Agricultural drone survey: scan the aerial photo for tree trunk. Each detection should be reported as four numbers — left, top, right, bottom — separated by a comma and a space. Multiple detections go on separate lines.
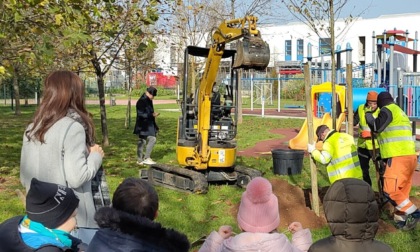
125, 60, 132, 129
329, 0, 336, 129
12, 67, 21, 115
304, 62, 320, 216
97, 73, 110, 146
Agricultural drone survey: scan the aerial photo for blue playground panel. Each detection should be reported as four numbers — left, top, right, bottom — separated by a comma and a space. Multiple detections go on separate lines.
316, 87, 386, 116
317, 93, 333, 117
353, 88, 386, 110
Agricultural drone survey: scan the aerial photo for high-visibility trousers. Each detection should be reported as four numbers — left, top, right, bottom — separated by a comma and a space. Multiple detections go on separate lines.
384, 155, 418, 214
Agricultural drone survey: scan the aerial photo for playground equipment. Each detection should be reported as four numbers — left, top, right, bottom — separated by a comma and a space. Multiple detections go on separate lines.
289, 82, 346, 150
374, 28, 420, 120
352, 87, 386, 109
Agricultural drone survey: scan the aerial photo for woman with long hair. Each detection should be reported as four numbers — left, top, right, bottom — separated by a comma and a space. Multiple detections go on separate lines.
20, 70, 104, 229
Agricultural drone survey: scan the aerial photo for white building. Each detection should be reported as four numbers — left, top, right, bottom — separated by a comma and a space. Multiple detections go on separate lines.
261, 12, 420, 66
155, 12, 420, 85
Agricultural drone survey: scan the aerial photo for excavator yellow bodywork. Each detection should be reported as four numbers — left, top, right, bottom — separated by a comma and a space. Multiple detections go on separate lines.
141, 16, 269, 193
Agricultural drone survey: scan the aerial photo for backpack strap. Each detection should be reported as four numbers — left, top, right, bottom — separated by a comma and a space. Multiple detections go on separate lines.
61, 120, 76, 185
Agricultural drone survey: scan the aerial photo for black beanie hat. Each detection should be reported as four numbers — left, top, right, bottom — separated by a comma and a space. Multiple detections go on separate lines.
147, 86, 157, 96
377, 91, 394, 108
26, 178, 79, 229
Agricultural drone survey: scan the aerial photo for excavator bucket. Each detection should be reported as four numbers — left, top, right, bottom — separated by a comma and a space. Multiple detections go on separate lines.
233, 34, 270, 71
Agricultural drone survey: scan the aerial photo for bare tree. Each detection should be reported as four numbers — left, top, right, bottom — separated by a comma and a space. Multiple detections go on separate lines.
282, 0, 370, 127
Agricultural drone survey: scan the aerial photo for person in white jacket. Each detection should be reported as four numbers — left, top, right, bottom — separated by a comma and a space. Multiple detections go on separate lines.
199, 177, 312, 252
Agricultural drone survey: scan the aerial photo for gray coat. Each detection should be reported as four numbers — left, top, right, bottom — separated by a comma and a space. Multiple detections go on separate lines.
20, 117, 102, 228
309, 178, 393, 252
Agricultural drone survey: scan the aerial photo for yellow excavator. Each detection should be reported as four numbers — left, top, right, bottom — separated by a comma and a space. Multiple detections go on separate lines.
140, 16, 270, 193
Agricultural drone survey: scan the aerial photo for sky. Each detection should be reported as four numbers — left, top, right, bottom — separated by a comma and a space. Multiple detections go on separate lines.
244, 0, 420, 25
346, 0, 420, 19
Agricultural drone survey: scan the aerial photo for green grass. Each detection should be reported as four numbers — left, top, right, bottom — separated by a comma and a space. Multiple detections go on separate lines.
0, 101, 419, 252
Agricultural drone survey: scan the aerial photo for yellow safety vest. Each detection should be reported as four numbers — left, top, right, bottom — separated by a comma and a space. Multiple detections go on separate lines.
313, 131, 363, 184
377, 104, 416, 158
357, 104, 379, 150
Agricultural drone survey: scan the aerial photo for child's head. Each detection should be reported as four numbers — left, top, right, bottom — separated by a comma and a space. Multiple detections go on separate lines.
112, 178, 159, 220
26, 178, 79, 230
323, 178, 379, 238
237, 177, 280, 233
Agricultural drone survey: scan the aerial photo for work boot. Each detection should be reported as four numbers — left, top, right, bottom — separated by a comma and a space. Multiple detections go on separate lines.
402, 210, 420, 231
394, 212, 407, 229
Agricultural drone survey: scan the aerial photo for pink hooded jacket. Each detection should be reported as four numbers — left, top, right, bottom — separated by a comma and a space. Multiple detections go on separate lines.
198, 228, 312, 252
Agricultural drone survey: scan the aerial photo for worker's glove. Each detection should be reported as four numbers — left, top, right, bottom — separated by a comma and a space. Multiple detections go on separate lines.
361, 130, 371, 139
365, 112, 375, 125
307, 143, 316, 154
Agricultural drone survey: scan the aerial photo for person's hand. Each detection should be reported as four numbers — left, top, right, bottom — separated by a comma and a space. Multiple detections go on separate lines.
153, 112, 160, 117
288, 222, 303, 234
361, 130, 371, 139
90, 144, 104, 158
307, 143, 316, 154
218, 225, 233, 239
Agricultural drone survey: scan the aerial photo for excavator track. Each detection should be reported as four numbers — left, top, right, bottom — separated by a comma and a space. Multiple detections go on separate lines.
140, 164, 263, 193
140, 164, 209, 194
234, 165, 263, 188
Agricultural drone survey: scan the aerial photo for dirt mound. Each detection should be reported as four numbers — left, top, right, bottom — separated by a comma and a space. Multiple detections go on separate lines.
271, 178, 326, 229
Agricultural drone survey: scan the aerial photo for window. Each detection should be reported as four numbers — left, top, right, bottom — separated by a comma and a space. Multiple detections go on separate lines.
297, 39, 304, 61
319, 38, 331, 55
285, 40, 292, 61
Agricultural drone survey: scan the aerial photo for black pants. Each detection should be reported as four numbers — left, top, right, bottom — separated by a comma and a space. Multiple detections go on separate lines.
357, 147, 380, 186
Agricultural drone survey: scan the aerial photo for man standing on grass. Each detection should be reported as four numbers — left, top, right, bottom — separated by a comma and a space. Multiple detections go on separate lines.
134, 86, 159, 165
354, 91, 380, 186
307, 124, 363, 184
365, 91, 419, 230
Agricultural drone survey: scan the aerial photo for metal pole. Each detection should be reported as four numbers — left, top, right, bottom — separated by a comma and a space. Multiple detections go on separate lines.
277, 67, 281, 112
336, 45, 342, 83
397, 68, 403, 107
346, 43, 354, 136
383, 30, 387, 85
414, 31, 418, 72
389, 36, 395, 95
321, 56, 325, 83
372, 31, 376, 67
406, 30, 409, 72
251, 71, 254, 111
377, 39, 382, 87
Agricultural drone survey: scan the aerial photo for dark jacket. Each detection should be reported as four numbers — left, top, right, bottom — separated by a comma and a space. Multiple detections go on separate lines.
87, 207, 190, 252
308, 179, 393, 252
0, 216, 84, 252
133, 93, 158, 137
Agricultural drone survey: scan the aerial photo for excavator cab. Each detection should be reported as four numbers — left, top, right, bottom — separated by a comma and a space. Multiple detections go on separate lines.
177, 46, 238, 169
233, 33, 270, 71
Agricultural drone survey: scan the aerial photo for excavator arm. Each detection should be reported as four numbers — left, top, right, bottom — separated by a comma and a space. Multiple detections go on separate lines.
195, 16, 269, 169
